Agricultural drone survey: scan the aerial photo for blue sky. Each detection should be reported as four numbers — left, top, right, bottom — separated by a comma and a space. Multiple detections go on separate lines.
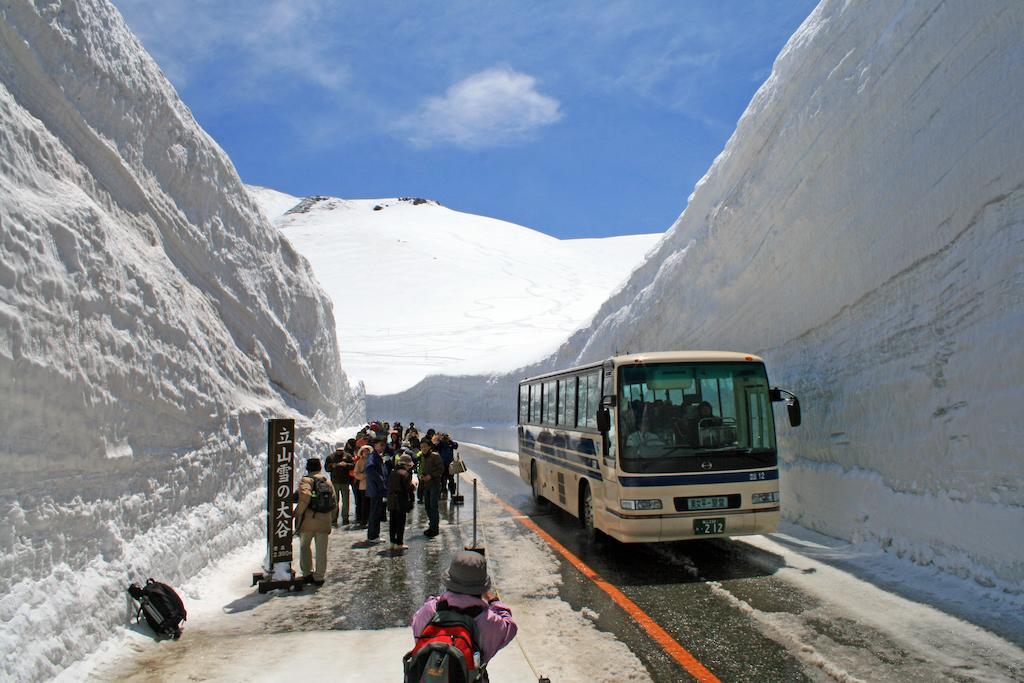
114, 1, 817, 239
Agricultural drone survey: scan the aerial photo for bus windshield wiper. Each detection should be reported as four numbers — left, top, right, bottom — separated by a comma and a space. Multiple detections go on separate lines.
693, 447, 753, 456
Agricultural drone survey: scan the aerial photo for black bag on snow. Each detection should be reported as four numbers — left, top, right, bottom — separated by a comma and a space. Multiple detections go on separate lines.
308, 475, 336, 514
127, 578, 187, 639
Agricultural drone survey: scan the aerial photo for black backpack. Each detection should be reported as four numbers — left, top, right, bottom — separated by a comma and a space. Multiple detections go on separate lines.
308, 475, 335, 514
127, 578, 187, 639
404, 602, 484, 683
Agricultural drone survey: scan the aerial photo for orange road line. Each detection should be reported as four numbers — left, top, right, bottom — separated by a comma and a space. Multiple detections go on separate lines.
493, 496, 721, 683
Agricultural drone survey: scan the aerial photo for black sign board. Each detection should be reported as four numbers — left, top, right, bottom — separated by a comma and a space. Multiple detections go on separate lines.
267, 419, 295, 564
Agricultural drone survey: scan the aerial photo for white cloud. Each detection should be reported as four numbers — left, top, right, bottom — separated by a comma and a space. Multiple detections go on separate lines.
114, 0, 348, 95
399, 67, 563, 150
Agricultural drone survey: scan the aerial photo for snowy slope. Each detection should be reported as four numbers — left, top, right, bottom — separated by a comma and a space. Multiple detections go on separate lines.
0, 1, 360, 679
248, 189, 661, 394
371, 0, 1024, 593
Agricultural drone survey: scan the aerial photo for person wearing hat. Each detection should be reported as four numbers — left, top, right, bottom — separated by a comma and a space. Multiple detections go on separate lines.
387, 453, 416, 550
295, 457, 336, 586
410, 551, 518, 667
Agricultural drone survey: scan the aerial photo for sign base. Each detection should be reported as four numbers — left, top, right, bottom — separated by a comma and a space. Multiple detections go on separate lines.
252, 571, 306, 594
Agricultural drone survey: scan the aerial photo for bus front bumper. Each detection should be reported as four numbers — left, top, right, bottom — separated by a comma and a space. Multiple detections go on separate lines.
601, 507, 780, 543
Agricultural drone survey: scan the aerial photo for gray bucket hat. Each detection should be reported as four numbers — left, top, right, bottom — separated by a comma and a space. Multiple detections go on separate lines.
399, 454, 414, 467
443, 551, 492, 595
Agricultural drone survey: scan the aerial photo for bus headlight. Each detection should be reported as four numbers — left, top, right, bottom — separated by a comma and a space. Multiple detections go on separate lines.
620, 499, 663, 511
751, 492, 779, 504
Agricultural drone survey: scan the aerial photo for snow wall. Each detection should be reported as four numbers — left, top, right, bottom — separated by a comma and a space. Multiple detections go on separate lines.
0, 1, 362, 679
370, 0, 1024, 592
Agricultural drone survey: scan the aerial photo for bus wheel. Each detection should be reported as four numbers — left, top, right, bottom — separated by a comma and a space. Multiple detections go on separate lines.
580, 482, 597, 538
531, 461, 545, 504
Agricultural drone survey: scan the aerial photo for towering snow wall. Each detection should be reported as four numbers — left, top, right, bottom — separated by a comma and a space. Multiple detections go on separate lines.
0, 0, 361, 678
371, 0, 1024, 590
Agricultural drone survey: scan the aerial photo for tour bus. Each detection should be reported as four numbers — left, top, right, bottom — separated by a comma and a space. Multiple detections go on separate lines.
517, 351, 801, 542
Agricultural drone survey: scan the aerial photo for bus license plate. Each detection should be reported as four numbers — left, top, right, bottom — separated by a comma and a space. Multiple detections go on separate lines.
693, 518, 725, 535
687, 496, 729, 511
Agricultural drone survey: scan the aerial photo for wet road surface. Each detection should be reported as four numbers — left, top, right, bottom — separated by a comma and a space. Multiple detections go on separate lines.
458, 445, 817, 682
102, 442, 1024, 682
456, 444, 1024, 683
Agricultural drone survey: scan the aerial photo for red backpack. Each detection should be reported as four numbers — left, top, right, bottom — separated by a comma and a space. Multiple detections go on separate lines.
404, 601, 484, 682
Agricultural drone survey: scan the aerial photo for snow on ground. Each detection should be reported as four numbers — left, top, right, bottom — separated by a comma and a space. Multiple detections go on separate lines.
65, 468, 650, 682
709, 527, 1024, 682
0, 2, 360, 680
247, 189, 662, 395
368, 0, 1024, 596
246, 185, 304, 222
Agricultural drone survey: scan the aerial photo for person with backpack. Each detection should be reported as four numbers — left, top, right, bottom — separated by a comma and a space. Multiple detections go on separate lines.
295, 457, 336, 586
406, 551, 517, 682
387, 453, 416, 551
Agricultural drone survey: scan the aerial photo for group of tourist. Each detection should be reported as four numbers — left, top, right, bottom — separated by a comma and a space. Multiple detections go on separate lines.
291, 421, 518, 680
293, 420, 464, 584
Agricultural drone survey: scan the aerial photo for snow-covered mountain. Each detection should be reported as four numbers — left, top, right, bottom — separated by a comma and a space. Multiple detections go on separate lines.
370, 0, 1024, 594
248, 188, 662, 395
0, 1, 360, 679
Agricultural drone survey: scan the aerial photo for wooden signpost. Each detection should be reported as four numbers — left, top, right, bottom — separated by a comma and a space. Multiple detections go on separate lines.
252, 418, 306, 593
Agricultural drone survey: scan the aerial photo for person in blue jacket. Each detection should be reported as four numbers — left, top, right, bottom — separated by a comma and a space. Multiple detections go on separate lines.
434, 433, 459, 500
365, 437, 388, 543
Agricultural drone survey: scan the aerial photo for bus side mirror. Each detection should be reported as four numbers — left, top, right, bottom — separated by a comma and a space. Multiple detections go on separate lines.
771, 388, 801, 427
596, 407, 611, 433
787, 397, 801, 427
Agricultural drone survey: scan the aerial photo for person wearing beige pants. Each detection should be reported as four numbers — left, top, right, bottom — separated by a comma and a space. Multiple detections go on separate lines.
295, 458, 335, 585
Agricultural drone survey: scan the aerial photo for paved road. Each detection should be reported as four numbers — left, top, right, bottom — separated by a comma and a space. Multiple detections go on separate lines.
458, 444, 816, 682
456, 443, 1024, 683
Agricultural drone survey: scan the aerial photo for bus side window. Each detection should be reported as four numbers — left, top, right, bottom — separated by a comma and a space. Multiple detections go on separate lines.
565, 376, 577, 428
544, 380, 557, 425
530, 384, 542, 423
586, 372, 600, 428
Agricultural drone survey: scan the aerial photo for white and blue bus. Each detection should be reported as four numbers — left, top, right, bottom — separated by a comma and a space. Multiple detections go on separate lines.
517, 351, 800, 542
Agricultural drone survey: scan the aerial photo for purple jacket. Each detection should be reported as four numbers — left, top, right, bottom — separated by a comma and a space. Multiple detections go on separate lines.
411, 591, 517, 664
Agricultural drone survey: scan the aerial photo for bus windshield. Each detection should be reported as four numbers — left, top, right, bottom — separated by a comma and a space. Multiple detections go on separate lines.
617, 362, 777, 474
